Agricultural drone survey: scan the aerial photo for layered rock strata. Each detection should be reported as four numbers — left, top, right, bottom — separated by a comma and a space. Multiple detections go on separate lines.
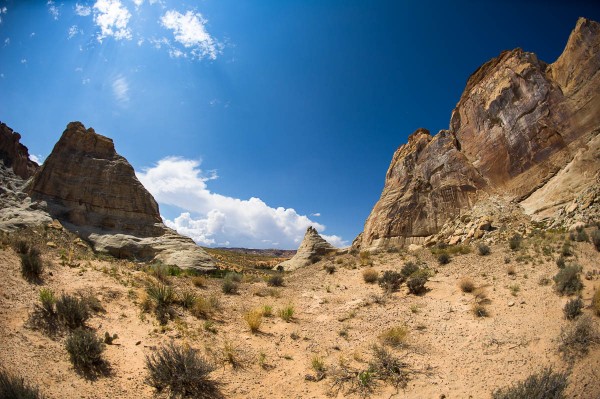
276, 226, 336, 271
357, 18, 600, 251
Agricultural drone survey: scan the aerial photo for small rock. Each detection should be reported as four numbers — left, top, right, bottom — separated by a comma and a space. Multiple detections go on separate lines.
46, 241, 57, 248
508, 301, 515, 307
135, 341, 141, 345
408, 244, 422, 252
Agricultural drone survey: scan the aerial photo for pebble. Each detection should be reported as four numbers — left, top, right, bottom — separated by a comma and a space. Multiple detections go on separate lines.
508, 301, 515, 307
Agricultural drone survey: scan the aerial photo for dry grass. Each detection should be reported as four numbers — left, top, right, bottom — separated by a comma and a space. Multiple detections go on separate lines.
362, 268, 379, 283
191, 276, 208, 288
593, 289, 600, 317
243, 309, 263, 333
379, 326, 408, 348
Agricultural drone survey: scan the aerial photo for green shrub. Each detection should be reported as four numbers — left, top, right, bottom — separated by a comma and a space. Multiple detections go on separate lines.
377, 270, 404, 292
477, 243, 491, 256
0, 368, 45, 399
20, 247, 43, 282
569, 227, 588, 242
362, 268, 378, 283
267, 273, 284, 287
508, 234, 522, 251
65, 328, 107, 376
146, 283, 175, 308
556, 256, 566, 269
563, 297, 583, 320
379, 326, 408, 348
561, 241, 573, 257
553, 265, 583, 295
221, 275, 239, 294
407, 270, 429, 295
491, 368, 568, 399
558, 315, 599, 360
370, 344, 410, 389
145, 343, 219, 398
592, 229, 600, 251
227, 272, 243, 283
55, 294, 89, 329
39, 288, 55, 315
400, 262, 419, 278
179, 290, 197, 310
278, 305, 294, 322
437, 252, 450, 265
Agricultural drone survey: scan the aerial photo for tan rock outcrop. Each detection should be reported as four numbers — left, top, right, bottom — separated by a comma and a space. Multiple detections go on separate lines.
26, 122, 215, 271
275, 226, 335, 271
356, 18, 600, 250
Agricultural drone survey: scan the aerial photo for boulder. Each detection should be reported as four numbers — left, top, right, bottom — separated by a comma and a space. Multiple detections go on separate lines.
276, 226, 336, 272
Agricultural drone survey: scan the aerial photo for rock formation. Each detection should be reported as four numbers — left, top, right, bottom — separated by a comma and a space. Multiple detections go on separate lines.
276, 226, 336, 271
356, 18, 600, 251
0, 122, 38, 179
25, 122, 215, 271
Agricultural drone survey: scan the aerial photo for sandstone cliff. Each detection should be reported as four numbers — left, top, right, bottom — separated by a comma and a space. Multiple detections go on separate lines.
25, 122, 215, 271
276, 226, 336, 271
0, 122, 38, 179
357, 18, 600, 251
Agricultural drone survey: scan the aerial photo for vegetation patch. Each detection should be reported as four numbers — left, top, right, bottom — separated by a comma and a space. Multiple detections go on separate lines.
558, 315, 599, 360
407, 269, 430, 295
362, 268, 379, 284
563, 297, 583, 320
65, 328, 108, 378
378, 270, 404, 293
379, 326, 408, 348
146, 342, 220, 398
459, 277, 475, 293
0, 367, 45, 399
491, 368, 568, 399
553, 265, 583, 295
56, 294, 90, 330
20, 246, 43, 282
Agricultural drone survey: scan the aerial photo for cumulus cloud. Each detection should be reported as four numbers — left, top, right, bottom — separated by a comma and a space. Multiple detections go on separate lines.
47, 1, 59, 20
75, 3, 91, 16
112, 75, 129, 105
93, 0, 132, 42
68, 25, 81, 39
29, 154, 44, 164
160, 10, 219, 60
0, 6, 6, 24
137, 157, 346, 249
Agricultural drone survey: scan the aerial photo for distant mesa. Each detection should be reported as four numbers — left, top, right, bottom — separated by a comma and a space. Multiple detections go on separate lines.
355, 17, 600, 251
275, 226, 336, 271
0, 122, 38, 180
21, 121, 215, 271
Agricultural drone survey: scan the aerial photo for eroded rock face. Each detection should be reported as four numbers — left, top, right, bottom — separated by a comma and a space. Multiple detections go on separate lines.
276, 226, 336, 271
27, 122, 162, 235
357, 18, 600, 250
0, 122, 38, 179
26, 122, 215, 271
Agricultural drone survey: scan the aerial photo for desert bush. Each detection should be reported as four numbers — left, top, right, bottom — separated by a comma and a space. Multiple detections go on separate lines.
104, 332, 118, 345
39, 288, 55, 315
20, 247, 43, 282
509, 234, 522, 251
0, 368, 45, 399
437, 251, 450, 265
506, 264, 516, 275
491, 368, 568, 399
569, 227, 588, 242
362, 268, 379, 284
191, 297, 215, 319
378, 270, 404, 293
558, 315, 599, 360
553, 265, 583, 295
592, 229, 600, 251
179, 290, 197, 310
192, 276, 208, 288
222, 274, 240, 294
563, 297, 583, 320
561, 241, 573, 257
370, 344, 410, 389
146, 283, 175, 307
359, 251, 372, 266
55, 294, 90, 329
261, 305, 273, 317
14, 239, 30, 254
65, 328, 107, 376
311, 355, 326, 374
407, 270, 429, 295
145, 342, 219, 399
278, 305, 294, 322
379, 326, 408, 348
147, 262, 182, 282
400, 262, 419, 278
556, 256, 566, 269
477, 243, 491, 256
472, 303, 488, 318
459, 277, 475, 293
267, 273, 284, 287
324, 264, 336, 274
244, 309, 263, 333
593, 289, 600, 317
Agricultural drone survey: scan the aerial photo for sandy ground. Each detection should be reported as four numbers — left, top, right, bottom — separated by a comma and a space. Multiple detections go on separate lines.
1, 227, 599, 399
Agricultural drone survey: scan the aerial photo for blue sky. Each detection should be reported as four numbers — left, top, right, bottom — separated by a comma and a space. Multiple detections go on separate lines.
1, 1, 599, 249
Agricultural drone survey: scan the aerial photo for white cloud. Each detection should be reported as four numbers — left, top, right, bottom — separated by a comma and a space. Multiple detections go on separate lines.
311, 213, 321, 217
3, 38, 9, 46
20, 59, 27, 64
82, 78, 91, 84
30, 32, 36, 37
68, 25, 81, 39
29, 154, 44, 164
93, 0, 132, 42
75, 3, 91, 16
47, 1, 59, 20
160, 10, 219, 60
0, 6, 6, 25
112, 75, 129, 105
0, 73, 4, 78
137, 157, 346, 249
